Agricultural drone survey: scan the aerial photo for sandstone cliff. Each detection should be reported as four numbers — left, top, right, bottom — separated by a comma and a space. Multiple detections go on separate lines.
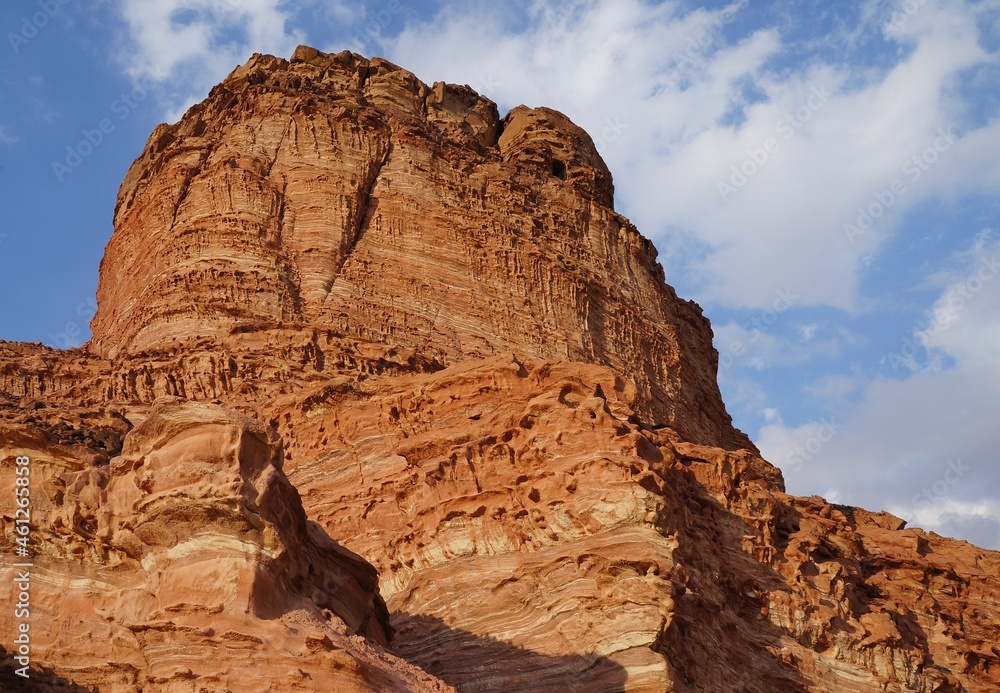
1, 47, 998, 692
89, 45, 744, 452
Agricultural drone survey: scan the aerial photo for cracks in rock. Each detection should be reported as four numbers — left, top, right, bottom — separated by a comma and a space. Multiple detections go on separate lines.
266, 114, 294, 177
351, 141, 393, 257
316, 119, 330, 158
169, 144, 214, 231
335, 429, 364, 486
269, 118, 305, 321
124, 622, 154, 681
324, 138, 393, 299
274, 179, 305, 321
169, 171, 194, 232
465, 446, 482, 494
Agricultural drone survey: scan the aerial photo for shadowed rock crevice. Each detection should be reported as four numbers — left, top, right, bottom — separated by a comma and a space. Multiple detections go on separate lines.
0, 402, 450, 691
338, 138, 393, 285
0, 646, 97, 692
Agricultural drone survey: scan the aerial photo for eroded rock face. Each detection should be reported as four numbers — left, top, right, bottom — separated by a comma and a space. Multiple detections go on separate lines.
0, 401, 451, 691
266, 355, 1000, 692
89, 45, 745, 451
2, 47, 999, 692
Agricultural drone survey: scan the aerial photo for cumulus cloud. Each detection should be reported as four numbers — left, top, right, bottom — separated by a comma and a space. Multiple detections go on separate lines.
804, 373, 862, 402
116, 0, 305, 120
759, 238, 1000, 549
102, 0, 1000, 549
383, 0, 1000, 311
382, 1, 1000, 548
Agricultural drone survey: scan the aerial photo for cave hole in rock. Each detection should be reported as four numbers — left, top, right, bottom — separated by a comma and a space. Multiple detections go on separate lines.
551, 159, 567, 180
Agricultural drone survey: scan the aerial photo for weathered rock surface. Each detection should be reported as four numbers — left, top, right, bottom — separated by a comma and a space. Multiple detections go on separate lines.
0, 401, 451, 691
267, 355, 1000, 692
89, 44, 744, 452
2, 47, 999, 691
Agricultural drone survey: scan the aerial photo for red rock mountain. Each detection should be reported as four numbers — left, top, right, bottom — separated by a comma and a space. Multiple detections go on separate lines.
1, 47, 998, 692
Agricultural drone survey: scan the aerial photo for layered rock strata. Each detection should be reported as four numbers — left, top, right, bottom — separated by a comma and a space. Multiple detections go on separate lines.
89, 45, 744, 451
1, 47, 998, 692
0, 401, 450, 691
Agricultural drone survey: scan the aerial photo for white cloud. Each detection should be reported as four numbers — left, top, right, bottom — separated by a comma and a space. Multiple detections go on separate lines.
383, 0, 1000, 311
714, 321, 785, 372
760, 239, 1000, 549
0, 125, 15, 144
890, 497, 1000, 541
382, 3, 1000, 549
101, 0, 1000, 549
919, 243, 1000, 366
116, 0, 305, 120
715, 317, 852, 378
804, 373, 861, 402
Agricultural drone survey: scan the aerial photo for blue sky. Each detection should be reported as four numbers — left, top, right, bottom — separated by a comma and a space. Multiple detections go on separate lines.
1, 0, 999, 549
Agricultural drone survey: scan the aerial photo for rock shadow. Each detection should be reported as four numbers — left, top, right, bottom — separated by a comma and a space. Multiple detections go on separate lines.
0, 646, 97, 692
652, 463, 813, 692
390, 612, 628, 692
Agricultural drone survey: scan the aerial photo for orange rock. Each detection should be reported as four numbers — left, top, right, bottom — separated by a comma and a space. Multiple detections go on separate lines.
0, 401, 451, 691
88, 46, 745, 451
1, 47, 998, 691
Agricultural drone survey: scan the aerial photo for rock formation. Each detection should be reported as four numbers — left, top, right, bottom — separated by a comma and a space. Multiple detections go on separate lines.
1, 47, 998, 691
0, 400, 450, 691
89, 45, 742, 451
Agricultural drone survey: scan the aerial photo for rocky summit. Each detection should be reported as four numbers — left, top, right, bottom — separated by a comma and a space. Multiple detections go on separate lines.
1, 47, 998, 692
